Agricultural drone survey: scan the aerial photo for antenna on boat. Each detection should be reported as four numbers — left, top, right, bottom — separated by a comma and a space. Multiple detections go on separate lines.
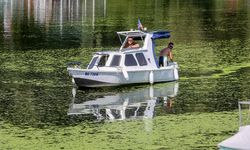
137, 18, 145, 44
140, 31, 144, 46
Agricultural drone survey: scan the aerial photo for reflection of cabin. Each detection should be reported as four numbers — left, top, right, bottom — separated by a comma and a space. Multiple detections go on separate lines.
68, 82, 179, 121
68, 98, 157, 120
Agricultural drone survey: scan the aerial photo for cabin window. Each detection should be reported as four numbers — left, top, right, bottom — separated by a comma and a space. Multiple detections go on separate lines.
110, 55, 121, 67
135, 53, 147, 66
88, 56, 98, 69
122, 36, 145, 49
125, 54, 137, 66
98, 55, 109, 67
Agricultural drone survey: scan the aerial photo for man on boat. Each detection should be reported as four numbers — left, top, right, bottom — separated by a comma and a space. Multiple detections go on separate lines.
124, 37, 140, 49
159, 42, 174, 67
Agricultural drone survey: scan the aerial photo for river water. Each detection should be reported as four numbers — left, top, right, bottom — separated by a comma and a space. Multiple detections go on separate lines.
0, 0, 250, 127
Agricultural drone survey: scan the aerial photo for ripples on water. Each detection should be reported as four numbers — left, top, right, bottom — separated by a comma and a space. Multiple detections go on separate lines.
0, 66, 249, 127
0, 0, 250, 127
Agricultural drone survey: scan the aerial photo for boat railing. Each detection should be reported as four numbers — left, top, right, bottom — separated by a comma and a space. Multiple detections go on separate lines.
66, 61, 82, 69
121, 48, 147, 53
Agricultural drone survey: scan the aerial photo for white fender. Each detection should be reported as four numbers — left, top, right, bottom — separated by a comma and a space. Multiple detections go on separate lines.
122, 69, 129, 80
72, 87, 76, 98
144, 99, 156, 119
149, 85, 154, 98
121, 98, 129, 120
174, 68, 179, 80
149, 71, 154, 84
72, 78, 75, 84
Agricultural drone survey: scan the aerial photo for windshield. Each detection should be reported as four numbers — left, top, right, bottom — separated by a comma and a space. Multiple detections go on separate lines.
97, 55, 109, 67
121, 37, 144, 50
88, 56, 98, 69
117, 31, 146, 50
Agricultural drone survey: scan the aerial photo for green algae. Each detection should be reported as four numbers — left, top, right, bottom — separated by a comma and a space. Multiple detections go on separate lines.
0, 39, 249, 88
0, 39, 250, 127
0, 0, 250, 149
0, 112, 238, 150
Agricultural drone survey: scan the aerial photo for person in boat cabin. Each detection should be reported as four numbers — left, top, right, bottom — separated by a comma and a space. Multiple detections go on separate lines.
159, 42, 174, 67
124, 37, 140, 48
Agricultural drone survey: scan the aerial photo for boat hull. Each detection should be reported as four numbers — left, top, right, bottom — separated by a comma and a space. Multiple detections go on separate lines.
68, 66, 179, 87
74, 78, 120, 87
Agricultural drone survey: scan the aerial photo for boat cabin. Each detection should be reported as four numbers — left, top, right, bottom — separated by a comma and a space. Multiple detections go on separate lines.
87, 30, 171, 71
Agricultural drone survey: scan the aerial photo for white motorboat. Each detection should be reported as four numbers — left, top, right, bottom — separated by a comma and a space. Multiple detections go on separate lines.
67, 30, 179, 87
218, 101, 250, 150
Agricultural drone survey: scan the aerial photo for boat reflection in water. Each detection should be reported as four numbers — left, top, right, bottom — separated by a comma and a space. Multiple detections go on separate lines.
68, 82, 179, 122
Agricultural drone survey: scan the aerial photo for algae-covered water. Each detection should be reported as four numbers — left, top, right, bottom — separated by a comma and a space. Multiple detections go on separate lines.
1, 0, 250, 149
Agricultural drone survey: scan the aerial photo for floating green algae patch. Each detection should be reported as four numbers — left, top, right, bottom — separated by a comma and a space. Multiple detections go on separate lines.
0, 35, 250, 150
0, 41, 249, 98
0, 39, 250, 126
0, 112, 238, 150
1, 0, 250, 149
0, 39, 250, 87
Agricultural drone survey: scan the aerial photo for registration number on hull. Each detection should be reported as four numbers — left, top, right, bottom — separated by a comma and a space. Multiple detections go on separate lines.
84, 72, 99, 76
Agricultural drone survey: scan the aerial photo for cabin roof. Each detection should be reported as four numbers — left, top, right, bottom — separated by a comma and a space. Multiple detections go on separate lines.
151, 31, 171, 40
122, 49, 147, 54
117, 30, 171, 39
239, 101, 250, 105
117, 30, 147, 37
95, 51, 121, 55
95, 49, 148, 55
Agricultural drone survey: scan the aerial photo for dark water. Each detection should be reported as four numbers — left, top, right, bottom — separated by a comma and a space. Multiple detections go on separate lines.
0, 0, 250, 127
1, 0, 250, 50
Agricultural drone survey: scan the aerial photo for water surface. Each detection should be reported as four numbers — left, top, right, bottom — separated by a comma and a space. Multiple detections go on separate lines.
1, 1, 250, 149
0, 0, 250, 129
1, 0, 250, 49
